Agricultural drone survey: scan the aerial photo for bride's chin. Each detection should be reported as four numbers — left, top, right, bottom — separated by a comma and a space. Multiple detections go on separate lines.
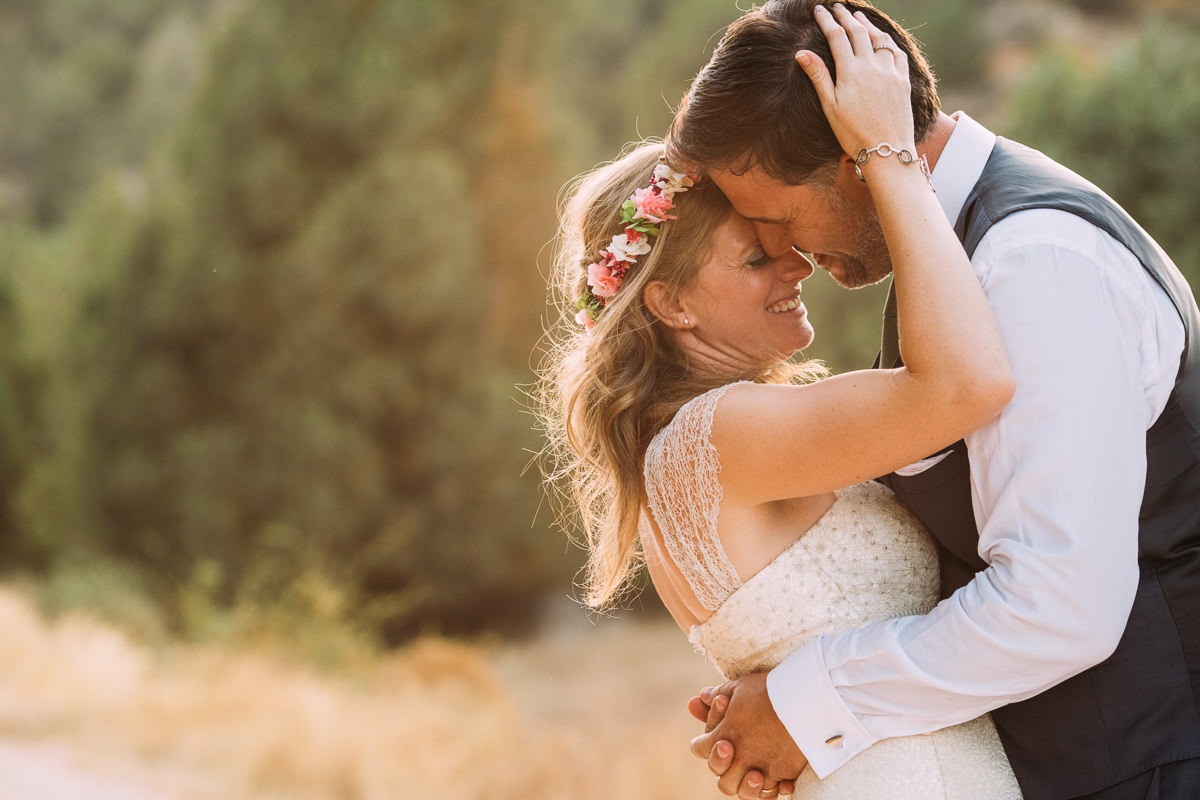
788, 326, 815, 355
762, 334, 815, 363
796, 321, 816, 352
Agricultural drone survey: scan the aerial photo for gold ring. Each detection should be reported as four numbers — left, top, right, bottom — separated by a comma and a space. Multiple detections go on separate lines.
873, 43, 896, 53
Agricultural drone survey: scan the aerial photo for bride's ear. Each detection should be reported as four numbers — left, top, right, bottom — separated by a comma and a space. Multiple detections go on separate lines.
643, 280, 691, 329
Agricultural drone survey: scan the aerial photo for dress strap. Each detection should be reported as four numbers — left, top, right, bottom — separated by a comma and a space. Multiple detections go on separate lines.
644, 383, 744, 611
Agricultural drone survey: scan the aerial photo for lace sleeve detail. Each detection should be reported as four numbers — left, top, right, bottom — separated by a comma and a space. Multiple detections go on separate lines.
644, 383, 745, 611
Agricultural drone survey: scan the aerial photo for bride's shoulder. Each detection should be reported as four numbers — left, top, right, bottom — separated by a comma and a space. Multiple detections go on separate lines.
684, 380, 755, 413
655, 381, 754, 445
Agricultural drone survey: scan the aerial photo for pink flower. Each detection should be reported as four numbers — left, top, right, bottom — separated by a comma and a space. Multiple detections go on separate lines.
632, 187, 675, 222
587, 260, 622, 298
575, 307, 595, 331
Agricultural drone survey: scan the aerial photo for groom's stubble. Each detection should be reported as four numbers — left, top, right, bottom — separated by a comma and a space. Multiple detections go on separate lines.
821, 179, 893, 290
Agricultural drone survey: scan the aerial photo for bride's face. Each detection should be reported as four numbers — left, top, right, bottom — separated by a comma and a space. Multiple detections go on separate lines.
676, 214, 816, 369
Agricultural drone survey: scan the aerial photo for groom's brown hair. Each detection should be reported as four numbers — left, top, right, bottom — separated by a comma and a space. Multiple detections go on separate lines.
667, 0, 940, 185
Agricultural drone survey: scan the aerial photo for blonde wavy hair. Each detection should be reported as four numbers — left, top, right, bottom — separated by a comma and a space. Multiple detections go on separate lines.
537, 142, 825, 609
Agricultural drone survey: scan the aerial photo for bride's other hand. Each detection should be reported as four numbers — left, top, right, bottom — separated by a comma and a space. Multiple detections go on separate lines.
795, 3, 914, 158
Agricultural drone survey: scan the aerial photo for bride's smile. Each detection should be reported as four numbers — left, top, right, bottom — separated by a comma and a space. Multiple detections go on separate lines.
767, 286, 806, 314
669, 213, 817, 372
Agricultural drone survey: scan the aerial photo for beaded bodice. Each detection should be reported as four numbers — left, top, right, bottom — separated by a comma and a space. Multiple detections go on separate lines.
643, 385, 939, 678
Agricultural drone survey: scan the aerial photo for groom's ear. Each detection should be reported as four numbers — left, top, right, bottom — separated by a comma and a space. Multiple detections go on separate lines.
836, 152, 861, 183
835, 152, 874, 205
643, 280, 689, 329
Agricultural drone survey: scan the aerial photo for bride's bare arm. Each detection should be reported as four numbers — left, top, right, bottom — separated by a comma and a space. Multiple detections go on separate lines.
715, 8, 1012, 505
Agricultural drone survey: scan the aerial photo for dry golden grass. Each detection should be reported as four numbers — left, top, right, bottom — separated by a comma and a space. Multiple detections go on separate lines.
0, 588, 724, 800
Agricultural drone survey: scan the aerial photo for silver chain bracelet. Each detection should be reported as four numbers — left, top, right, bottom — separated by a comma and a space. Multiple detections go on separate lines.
854, 143, 935, 191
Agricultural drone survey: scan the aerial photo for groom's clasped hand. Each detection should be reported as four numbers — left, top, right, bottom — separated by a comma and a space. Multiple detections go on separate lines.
689, 674, 802, 799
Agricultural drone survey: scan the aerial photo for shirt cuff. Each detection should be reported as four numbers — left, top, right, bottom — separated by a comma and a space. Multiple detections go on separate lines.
766, 637, 874, 779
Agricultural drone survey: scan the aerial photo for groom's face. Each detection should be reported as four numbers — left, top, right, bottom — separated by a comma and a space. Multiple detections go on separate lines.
711, 162, 892, 289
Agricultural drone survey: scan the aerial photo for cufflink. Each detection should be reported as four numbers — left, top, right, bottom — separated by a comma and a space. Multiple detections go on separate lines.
824, 734, 844, 748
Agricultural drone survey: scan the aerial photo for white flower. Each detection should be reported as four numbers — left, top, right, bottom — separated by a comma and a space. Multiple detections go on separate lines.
607, 233, 651, 263
653, 163, 695, 196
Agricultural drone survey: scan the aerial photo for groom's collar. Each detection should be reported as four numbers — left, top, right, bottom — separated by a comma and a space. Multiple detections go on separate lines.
930, 111, 996, 227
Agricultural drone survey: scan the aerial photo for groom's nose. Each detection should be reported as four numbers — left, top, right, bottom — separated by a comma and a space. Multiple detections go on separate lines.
777, 249, 815, 282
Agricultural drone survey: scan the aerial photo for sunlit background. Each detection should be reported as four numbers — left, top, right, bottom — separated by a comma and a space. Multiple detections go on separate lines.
0, 0, 1197, 797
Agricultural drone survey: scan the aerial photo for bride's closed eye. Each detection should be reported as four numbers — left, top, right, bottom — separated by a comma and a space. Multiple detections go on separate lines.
744, 250, 769, 269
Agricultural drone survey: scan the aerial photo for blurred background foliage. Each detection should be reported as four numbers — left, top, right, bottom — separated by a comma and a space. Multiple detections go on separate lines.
0, 0, 1195, 651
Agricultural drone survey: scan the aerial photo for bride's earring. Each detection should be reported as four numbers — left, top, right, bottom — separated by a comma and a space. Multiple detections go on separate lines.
684, 317, 691, 327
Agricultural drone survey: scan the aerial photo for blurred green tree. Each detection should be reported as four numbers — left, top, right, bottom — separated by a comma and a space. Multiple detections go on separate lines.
0, 0, 203, 226
22, 0, 572, 642
0, 226, 43, 568
1060, 0, 1137, 14
875, 0, 989, 88
1007, 17, 1200, 290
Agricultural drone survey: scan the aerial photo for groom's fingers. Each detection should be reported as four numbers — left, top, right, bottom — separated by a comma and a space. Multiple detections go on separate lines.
701, 693, 729, 732
689, 692, 730, 732
716, 760, 756, 797
735, 770, 772, 800
710, 739, 734, 777
690, 731, 729, 769
690, 729, 714, 760
690, 732, 744, 788
700, 680, 737, 705
756, 781, 781, 800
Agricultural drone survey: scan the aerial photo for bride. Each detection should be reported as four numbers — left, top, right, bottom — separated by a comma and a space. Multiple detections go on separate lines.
538, 14, 1020, 799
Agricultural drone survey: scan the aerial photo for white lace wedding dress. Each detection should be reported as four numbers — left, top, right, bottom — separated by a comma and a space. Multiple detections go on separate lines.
643, 384, 1022, 799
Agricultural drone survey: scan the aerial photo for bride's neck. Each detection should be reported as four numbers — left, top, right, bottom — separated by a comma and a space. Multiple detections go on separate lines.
679, 335, 779, 380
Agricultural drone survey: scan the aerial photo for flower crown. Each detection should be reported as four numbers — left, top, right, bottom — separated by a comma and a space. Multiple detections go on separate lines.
575, 159, 696, 332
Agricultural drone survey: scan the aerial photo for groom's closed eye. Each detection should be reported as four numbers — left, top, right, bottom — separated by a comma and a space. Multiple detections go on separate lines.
747, 216, 790, 227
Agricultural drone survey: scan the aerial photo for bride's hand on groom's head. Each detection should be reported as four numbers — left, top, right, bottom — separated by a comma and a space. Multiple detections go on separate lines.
795, 3, 915, 159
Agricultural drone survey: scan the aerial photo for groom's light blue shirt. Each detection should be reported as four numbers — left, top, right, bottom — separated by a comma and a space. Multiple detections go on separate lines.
768, 112, 1186, 778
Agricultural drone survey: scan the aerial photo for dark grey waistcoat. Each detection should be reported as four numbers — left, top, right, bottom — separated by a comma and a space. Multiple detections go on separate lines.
878, 138, 1200, 800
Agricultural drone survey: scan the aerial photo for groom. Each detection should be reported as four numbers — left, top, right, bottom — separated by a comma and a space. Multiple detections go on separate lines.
665, 2, 1200, 799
